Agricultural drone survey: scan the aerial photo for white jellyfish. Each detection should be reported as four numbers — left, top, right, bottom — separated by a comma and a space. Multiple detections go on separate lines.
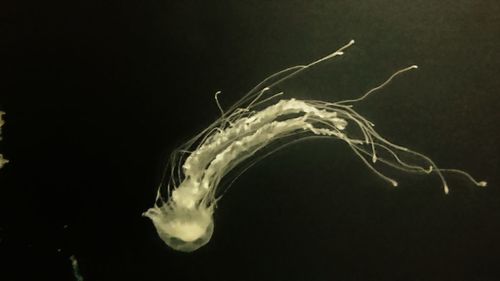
143, 40, 487, 252
0, 111, 7, 169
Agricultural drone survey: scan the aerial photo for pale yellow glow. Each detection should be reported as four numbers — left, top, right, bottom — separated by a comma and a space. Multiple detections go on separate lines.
144, 40, 487, 252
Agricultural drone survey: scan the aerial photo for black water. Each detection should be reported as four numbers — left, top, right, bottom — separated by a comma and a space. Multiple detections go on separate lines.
2, 1, 500, 280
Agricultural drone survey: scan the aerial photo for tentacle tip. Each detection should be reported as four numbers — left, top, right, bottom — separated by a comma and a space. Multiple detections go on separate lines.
391, 181, 398, 187
349, 39, 355, 44
478, 181, 488, 187
411, 65, 418, 69
444, 185, 450, 194
426, 165, 433, 173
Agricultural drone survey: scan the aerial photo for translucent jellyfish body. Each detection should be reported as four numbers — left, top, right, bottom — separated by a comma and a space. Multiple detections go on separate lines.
144, 40, 487, 252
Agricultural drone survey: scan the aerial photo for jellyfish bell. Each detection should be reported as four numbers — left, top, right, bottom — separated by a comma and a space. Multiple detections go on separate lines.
144, 204, 214, 252
144, 175, 217, 252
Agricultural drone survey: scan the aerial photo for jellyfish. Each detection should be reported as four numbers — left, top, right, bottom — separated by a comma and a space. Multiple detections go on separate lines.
0, 111, 7, 169
143, 40, 487, 252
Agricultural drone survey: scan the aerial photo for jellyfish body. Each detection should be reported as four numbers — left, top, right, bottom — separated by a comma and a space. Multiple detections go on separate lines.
144, 40, 487, 252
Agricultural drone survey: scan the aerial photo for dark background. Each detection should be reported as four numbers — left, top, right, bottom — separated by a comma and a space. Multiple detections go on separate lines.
1, 1, 500, 280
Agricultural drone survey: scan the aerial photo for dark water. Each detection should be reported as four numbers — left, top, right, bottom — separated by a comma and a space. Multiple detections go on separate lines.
2, 1, 500, 280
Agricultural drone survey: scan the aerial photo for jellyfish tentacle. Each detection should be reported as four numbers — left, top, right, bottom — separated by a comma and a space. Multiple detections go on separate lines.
337, 65, 419, 105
